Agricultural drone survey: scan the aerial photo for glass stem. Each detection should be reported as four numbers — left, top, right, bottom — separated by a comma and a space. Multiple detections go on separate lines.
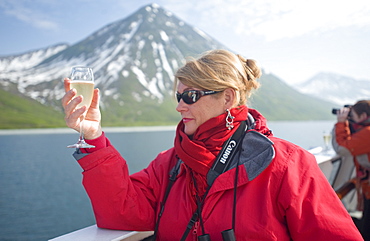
79, 116, 85, 143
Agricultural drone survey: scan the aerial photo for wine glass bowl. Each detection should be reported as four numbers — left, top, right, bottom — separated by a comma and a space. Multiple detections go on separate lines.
67, 66, 95, 148
323, 131, 331, 152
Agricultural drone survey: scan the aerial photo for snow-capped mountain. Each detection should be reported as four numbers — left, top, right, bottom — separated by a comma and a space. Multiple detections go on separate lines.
0, 4, 347, 126
0, 3, 227, 124
293, 72, 370, 106
0, 43, 69, 72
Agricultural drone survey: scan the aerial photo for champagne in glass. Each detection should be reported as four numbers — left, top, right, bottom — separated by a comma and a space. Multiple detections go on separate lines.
67, 66, 95, 148
70, 81, 95, 109
323, 131, 331, 151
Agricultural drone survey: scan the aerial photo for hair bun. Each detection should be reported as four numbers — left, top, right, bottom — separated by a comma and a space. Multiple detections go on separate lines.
236, 54, 261, 81
245, 59, 262, 81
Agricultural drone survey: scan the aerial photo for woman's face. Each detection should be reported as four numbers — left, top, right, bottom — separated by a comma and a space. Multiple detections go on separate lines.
176, 82, 226, 136
351, 110, 367, 123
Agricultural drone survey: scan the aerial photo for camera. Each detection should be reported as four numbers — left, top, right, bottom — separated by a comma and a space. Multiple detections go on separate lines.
332, 104, 352, 115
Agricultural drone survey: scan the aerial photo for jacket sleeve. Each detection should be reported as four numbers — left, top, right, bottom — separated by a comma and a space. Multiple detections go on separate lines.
278, 146, 363, 241
77, 144, 175, 231
335, 122, 370, 156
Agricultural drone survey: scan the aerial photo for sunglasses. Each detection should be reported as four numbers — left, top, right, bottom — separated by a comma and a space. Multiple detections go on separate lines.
176, 90, 221, 104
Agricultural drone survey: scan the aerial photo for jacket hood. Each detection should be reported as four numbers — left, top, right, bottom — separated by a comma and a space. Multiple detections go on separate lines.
248, 108, 273, 137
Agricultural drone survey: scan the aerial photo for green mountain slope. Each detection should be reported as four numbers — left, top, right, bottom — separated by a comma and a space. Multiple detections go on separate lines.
0, 71, 337, 129
249, 72, 336, 120
0, 88, 65, 129
0, 4, 338, 129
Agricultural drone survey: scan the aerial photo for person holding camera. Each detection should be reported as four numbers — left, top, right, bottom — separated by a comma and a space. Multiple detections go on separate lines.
62, 49, 363, 240
335, 100, 370, 240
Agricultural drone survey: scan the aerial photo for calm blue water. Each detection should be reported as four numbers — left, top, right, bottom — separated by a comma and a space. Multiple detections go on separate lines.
0, 121, 335, 241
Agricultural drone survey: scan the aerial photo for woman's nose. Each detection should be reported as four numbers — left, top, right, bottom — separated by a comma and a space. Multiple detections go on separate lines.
176, 99, 187, 113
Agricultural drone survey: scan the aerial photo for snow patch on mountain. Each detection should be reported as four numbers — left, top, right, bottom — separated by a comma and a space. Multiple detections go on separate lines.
293, 72, 370, 106
0, 3, 227, 111
0, 44, 68, 72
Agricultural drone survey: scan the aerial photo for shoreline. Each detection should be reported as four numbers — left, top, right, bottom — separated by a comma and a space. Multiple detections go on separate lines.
0, 120, 336, 135
0, 126, 177, 135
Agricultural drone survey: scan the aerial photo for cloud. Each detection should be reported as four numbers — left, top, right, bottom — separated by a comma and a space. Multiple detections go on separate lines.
0, 0, 59, 31
163, 0, 370, 41
247, 0, 370, 40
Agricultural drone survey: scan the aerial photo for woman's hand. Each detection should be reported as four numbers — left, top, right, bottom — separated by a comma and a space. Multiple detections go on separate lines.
61, 78, 102, 140
337, 107, 350, 123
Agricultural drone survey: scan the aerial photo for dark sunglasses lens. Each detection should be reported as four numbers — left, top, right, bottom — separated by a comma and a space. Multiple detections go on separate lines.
176, 92, 181, 103
177, 91, 200, 104
184, 91, 198, 104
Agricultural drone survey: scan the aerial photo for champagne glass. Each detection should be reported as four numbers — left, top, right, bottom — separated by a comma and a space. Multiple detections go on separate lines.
323, 131, 331, 152
67, 66, 95, 148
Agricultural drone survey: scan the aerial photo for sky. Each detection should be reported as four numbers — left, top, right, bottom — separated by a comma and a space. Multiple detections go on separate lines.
1, 0, 370, 85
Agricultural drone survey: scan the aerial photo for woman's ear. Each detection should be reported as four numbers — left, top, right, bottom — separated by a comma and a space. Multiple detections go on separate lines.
223, 88, 236, 109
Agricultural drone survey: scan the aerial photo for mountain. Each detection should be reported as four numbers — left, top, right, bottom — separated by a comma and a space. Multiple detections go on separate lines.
250, 72, 334, 120
0, 3, 337, 129
0, 88, 65, 129
0, 43, 69, 71
0, 3, 229, 127
293, 72, 370, 106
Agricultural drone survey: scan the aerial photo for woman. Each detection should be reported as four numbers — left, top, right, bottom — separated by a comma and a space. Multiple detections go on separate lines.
62, 49, 362, 240
335, 100, 370, 241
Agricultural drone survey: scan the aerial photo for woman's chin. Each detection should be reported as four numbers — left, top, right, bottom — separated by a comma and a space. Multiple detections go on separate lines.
184, 126, 196, 136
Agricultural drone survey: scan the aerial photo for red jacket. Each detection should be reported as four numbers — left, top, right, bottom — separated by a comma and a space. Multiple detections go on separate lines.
76, 113, 363, 240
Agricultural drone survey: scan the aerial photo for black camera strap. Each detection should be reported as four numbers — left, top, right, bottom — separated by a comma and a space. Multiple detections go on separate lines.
153, 120, 249, 241
153, 158, 182, 240
180, 121, 247, 241
208, 120, 247, 186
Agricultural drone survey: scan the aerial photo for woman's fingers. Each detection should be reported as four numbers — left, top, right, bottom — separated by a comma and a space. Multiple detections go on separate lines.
63, 78, 71, 92
337, 107, 350, 122
62, 88, 76, 108
64, 105, 86, 130
61, 78, 75, 109
90, 88, 100, 109
62, 90, 85, 130
63, 92, 81, 114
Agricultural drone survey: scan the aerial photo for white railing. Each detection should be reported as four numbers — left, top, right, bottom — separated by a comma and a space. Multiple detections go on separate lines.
49, 225, 153, 241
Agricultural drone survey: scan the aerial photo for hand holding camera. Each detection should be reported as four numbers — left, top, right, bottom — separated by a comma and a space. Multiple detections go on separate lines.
336, 108, 351, 122
332, 104, 353, 123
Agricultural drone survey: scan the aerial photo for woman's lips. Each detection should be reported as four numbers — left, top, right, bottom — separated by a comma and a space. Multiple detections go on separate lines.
182, 118, 193, 123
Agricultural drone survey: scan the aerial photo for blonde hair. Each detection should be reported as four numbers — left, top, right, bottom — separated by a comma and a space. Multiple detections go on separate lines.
174, 49, 261, 106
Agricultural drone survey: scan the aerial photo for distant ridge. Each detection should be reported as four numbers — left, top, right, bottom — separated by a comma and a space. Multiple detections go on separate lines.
293, 72, 370, 106
0, 4, 339, 128
0, 125, 176, 135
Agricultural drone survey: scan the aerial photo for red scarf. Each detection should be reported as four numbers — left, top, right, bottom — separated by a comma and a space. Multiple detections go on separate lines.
174, 105, 248, 177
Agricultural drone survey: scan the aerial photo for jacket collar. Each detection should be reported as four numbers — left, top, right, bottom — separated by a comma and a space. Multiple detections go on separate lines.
207, 130, 275, 196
